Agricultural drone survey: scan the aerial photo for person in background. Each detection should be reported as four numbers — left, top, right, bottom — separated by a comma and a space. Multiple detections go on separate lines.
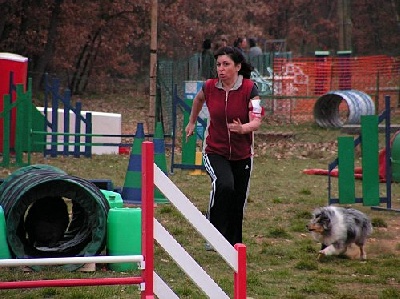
220, 36, 228, 47
233, 37, 247, 57
248, 38, 262, 61
201, 38, 216, 79
185, 46, 264, 248
213, 35, 228, 52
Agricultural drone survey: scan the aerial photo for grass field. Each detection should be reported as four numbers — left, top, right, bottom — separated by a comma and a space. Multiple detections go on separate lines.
0, 93, 400, 298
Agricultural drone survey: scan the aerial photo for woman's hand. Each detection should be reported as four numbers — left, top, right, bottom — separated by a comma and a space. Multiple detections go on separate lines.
228, 118, 245, 134
185, 122, 196, 142
229, 116, 262, 134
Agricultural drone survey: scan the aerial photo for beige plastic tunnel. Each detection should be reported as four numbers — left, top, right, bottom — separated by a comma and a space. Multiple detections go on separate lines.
314, 90, 375, 128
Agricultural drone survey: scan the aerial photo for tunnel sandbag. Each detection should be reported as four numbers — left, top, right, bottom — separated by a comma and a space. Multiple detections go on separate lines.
314, 90, 375, 128
0, 164, 110, 271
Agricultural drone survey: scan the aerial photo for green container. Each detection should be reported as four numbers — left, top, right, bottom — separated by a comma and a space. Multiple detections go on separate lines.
391, 132, 400, 183
0, 206, 12, 259
106, 207, 141, 271
391, 160, 400, 183
101, 189, 124, 208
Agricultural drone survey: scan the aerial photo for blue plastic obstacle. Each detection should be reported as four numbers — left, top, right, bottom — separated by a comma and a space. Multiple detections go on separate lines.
153, 122, 169, 203
121, 123, 145, 204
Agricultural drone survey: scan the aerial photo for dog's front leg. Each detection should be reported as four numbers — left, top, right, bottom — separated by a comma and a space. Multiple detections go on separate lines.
318, 242, 346, 259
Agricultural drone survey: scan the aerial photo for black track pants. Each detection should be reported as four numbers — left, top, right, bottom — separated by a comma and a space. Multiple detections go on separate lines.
203, 153, 252, 246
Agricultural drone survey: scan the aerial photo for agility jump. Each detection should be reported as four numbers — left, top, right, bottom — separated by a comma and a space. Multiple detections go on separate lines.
328, 96, 398, 212
0, 142, 247, 298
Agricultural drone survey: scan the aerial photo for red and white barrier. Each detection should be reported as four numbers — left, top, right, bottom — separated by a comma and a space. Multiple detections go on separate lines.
0, 141, 247, 298
151, 143, 247, 298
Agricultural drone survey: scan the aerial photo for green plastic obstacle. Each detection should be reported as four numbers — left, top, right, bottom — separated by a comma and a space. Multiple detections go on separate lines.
0, 78, 46, 167
391, 132, 400, 182
107, 207, 141, 271
181, 99, 196, 165
1, 82, 32, 167
337, 115, 380, 206
361, 115, 379, 206
0, 206, 11, 259
338, 136, 355, 203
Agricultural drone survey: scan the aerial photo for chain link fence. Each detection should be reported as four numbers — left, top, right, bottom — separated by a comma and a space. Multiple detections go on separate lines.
26, 52, 399, 142
157, 53, 400, 136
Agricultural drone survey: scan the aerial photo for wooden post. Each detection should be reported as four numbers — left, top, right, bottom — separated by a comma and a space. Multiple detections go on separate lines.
148, 0, 158, 134
338, 0, 352, 51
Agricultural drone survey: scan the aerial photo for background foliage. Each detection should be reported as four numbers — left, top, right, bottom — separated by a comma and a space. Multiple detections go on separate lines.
1, 0, 399, 93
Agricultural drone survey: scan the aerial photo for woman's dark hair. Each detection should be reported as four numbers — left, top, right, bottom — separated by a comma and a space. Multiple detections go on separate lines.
214, 46, 254, 79
202, 39, 212, 50
249, 38, 256, 48
233, 37, 243, 48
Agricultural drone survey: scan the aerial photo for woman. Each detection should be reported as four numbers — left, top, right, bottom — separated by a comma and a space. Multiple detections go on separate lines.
185, 46, 263, 247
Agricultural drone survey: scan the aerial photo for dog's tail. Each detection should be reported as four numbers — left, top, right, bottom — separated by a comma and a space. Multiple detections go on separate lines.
364, 219, 373, 236
358, 212, 373, 238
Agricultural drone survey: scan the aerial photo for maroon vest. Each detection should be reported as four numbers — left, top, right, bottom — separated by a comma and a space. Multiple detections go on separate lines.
203, 78, 254, 160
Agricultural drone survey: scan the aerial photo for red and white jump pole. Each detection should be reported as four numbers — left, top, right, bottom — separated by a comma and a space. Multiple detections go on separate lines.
0, 142, 155, 298
141, 141, 154, 298
234, 243, 247, 299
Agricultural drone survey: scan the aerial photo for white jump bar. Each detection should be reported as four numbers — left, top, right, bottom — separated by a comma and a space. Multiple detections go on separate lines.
0, 255, 143, 267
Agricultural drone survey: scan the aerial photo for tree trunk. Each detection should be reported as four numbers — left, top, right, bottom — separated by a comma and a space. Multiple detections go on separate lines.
70, 28, 102, 94
148, 0, 158, 134
0, 2, 11, 40
32, 0, 63, 92
391, 0, 400, 31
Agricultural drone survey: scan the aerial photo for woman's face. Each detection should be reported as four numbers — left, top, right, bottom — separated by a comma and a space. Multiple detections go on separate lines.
216, 54, 241, 81
240, 38, 247, 49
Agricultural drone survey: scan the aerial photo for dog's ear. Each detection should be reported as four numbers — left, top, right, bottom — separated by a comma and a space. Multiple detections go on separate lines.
319, 213, 331, 230
313, 208, 323, 219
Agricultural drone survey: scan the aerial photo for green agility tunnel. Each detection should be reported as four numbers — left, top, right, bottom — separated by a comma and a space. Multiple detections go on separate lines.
0, 164, 110, 271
